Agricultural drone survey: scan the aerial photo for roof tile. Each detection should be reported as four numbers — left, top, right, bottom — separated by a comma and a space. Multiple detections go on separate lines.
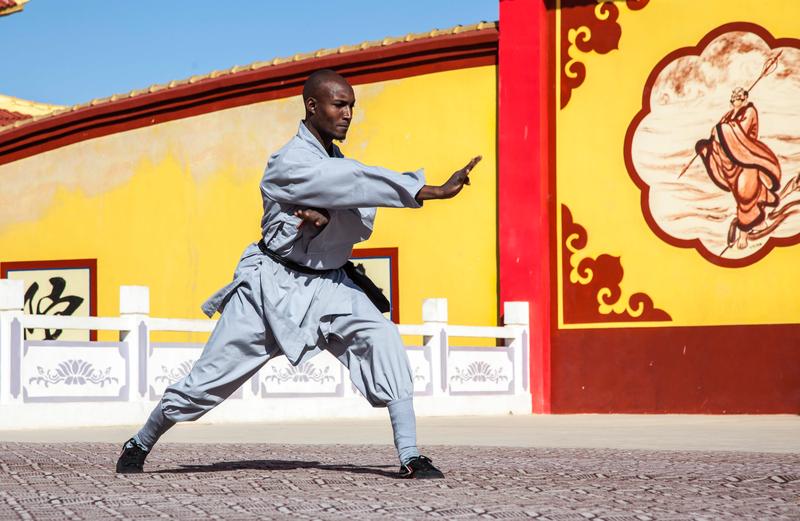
0, 0, 27, 17
0, 109, 32, 127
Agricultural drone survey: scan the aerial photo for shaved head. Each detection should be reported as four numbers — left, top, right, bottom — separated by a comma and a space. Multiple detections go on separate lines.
302, 69, 356, 152
303, 69, 350, 102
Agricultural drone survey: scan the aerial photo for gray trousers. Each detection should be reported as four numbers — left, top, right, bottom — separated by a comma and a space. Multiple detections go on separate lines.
140, 273, 419, 462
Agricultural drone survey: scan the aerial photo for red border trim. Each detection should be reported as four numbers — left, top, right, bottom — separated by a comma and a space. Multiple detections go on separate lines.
552, 323, 800, 413
498, 0, 552, 413
1, 258, 98, 341
624, 22, 800, 268
0, 29, 498, 167
351, 247, 400, 324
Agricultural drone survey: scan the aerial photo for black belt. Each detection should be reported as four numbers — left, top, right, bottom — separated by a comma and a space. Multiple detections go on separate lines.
257, 239, 335, 275
256, 239, 391, 313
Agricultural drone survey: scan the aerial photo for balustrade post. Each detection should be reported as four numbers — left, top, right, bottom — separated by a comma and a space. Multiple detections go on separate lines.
503, 301, 530, 395
120, 286, 150, 402
422, 298, 448, 396
0, 280, 24, 405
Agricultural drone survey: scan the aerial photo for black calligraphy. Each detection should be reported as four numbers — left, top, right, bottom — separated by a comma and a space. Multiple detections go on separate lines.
24, 277, 84, 340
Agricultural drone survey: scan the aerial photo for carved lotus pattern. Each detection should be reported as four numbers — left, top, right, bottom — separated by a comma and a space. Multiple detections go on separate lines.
265, 363, 336, 384
29, 359, 118, 387
450, 361, 508, 384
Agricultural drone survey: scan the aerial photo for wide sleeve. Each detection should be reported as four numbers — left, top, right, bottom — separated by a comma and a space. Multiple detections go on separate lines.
263, 153, 425, 209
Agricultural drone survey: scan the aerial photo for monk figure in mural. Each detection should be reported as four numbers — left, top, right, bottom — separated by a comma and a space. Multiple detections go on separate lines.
695, 87, 782, 249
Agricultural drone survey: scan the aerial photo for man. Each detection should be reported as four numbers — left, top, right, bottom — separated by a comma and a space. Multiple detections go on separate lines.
695, 87, 781, 248
116, 69, 481, 479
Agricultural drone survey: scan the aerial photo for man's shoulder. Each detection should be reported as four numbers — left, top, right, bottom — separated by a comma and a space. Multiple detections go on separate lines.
277, 135, 330, 160
267, 138, 330, 179
268, 136, 306, 164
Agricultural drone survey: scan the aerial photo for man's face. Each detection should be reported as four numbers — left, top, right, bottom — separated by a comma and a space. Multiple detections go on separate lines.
308, 80, 356, 141
730, 95, 746, 108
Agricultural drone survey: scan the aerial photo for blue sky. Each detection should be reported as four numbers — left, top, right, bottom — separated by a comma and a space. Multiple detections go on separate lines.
1, 0, 498, 106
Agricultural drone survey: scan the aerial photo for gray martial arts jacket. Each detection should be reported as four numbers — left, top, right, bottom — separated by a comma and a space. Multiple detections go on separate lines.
201, 122, 425, 365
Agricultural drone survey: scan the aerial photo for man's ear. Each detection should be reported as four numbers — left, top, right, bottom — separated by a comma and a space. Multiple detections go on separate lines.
305, 97, 317, 116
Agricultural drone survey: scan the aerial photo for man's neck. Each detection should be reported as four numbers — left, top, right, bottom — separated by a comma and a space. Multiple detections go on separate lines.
303, 120, 334, 156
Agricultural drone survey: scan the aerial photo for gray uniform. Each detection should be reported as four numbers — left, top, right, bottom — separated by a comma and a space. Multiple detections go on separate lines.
151, 123, 426, 458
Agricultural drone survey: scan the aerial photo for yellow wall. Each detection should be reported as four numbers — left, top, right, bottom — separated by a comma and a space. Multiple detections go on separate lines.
0, 66, 497, 335
556, 0, 800, 328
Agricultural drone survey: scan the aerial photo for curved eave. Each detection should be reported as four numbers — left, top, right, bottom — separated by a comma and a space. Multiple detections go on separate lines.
0, 27, 498, 167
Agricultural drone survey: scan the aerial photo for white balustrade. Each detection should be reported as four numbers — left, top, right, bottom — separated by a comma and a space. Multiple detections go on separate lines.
0, 279, 24, 405
0, 282, 532, 429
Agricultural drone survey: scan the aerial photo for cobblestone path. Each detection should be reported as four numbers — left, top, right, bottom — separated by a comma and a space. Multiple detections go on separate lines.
1, 443, 798, 520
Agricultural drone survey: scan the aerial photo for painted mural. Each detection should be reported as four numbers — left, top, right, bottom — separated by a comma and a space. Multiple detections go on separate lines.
627, 23, 800, 266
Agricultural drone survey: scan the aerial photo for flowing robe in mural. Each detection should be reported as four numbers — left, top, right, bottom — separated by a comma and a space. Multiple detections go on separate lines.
695, 102, 782, 230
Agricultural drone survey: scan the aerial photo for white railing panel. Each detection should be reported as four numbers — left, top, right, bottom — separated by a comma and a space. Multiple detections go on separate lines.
447, 346, 515, 395
405, 345, 432, 396
260, 352, 344, 397
21, 341, 129, 402
147, 342, 205, 400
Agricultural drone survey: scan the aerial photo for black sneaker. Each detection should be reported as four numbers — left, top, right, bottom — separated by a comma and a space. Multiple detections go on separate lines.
399, 455, 444, 479
116, 438, 149, 474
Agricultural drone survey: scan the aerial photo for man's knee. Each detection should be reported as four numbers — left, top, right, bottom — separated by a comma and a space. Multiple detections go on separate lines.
160, 386, 220, 423
365, 324, 409, 363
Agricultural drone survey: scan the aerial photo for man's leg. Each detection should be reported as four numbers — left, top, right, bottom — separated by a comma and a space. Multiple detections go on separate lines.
118, 280, 274, 472
133, 402, 175, 449
324, 287, 443, 478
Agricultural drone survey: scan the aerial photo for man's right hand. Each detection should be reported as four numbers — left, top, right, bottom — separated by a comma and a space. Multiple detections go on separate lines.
416, 156, 482, 202
295, 208, 330, 229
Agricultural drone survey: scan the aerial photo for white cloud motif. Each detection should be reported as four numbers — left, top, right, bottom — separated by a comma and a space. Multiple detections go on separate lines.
628, 25, 800, 265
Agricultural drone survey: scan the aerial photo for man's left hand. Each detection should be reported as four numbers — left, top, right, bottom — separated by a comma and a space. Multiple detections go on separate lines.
295, 208, 330, 229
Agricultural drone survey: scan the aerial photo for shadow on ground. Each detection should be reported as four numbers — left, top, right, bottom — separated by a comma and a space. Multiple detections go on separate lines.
154, 458, 398, 477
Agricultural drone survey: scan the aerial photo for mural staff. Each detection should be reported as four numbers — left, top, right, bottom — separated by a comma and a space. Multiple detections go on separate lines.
694, 87, 782, 252
116, 69, 482, 479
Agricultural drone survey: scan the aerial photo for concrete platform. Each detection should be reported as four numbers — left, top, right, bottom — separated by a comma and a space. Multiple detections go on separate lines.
2, 414, 799, 453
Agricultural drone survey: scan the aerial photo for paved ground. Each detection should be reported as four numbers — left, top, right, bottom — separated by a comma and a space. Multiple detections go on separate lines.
1, 442, 798, 520
3, 415, 800, 453
1, 416, 799, 520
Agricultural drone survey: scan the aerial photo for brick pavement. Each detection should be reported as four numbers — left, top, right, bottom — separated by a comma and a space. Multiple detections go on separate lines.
1, 442, 798, 520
